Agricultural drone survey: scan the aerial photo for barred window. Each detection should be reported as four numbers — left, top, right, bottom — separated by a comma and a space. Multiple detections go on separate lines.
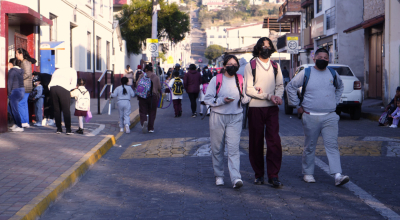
326, 7, 336, 30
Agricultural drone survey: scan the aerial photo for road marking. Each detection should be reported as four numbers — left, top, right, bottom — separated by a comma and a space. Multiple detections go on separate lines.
315, 157, 400, 219
85, 124, 105, 136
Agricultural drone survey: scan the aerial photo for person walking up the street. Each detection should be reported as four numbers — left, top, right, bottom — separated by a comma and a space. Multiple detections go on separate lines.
111, 77, 135, 133
70, 79, 90, 135
168, 71, 184, 117
204, 54, 251, 189
286, 48, 349, 186
48, 67, 78, 135
136, 63, 161, 133
32, 77, 45, 127
199, 66, 212, 116
184, 64, 202, 117
7, 58, 25, 132
245, 37, 284, 188
16, 48, 36, 128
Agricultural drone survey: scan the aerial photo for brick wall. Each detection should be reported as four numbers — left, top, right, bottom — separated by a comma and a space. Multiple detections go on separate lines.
288, 0, 301, 12
363, 0, 385, 21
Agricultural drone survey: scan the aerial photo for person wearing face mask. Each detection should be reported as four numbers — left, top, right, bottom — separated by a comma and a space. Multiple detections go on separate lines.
286, 48, 349, 186
244, 37, 284, 188
204, 54, 252, 189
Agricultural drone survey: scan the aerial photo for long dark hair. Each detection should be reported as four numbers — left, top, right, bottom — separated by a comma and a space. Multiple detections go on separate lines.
121, 77, 128, 95
16, 48, 37, 64
252, 37, 276, 57
9, 58, 20, 67
77, 78, 86, 86
144, 63, 153, 72
223, 55, 243, 108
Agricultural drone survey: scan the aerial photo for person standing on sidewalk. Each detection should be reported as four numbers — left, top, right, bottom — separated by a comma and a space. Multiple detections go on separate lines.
168, 71, 184, 117
125, 65, 134, 88
7, 58, 25, 132
244, 37, 284, 188
70, 79, 91, 135
286, 48, 349, 186
184, 64, 202, 118
204, 55, 251, 189
32, 77, 45, 127
16, 48, 36, 128
48, 67, 78, 135
111, 77, 135, 133
33, 72, 55, 126
136, 63, 161, 133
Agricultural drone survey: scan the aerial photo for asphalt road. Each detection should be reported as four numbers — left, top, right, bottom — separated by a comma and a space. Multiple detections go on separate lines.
190, 10, 208, 67
39, 98, 400, 220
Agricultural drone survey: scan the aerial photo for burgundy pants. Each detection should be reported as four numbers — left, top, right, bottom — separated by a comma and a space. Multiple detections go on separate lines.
173, 99, 182, 116
248, 106, 282, 179
138, 96, 158, 131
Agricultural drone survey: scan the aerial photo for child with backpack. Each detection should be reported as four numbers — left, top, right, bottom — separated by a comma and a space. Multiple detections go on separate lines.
168, 70, 184, 117
199, 67, 212, 116
70, 78, 90, 135
204, 55, 251, 189
31, 76, 45, 127
111, 77, 135, 133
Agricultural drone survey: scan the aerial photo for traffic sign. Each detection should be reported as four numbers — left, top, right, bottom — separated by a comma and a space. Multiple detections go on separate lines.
287, 36, 299, 54
146, 38, 159, 58
167, 56, 174, 64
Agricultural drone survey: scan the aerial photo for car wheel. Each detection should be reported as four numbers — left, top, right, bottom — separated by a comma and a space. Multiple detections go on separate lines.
284, 95, 293, 115
350, 106, 361, 120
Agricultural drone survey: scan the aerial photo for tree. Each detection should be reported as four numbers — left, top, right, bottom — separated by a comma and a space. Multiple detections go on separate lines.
204, 45, 225, 63
117, 0, 190, 54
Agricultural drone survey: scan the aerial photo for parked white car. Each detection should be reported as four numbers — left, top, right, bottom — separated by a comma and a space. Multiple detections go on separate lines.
284, 64, 363, 120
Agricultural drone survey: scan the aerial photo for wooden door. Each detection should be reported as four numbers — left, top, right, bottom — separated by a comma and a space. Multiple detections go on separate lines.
14, 33, 28, 53
368, 33, 383, 98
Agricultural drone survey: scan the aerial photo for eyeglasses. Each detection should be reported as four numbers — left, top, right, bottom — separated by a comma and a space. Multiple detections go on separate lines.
262, 46, 271, 49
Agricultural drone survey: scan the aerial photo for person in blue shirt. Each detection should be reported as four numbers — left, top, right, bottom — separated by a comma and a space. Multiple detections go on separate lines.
32, 77, 45, 127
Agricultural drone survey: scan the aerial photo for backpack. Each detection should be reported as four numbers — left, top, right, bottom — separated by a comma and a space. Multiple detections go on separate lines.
250, 58, 278, 85
136, 74, 152, 98
299, 67, 338, 105
378, 112, 390, 126
172, 77, 184, 95
134, 70, 143, 83
76, 89, 90, 111
215, 73, 243, 96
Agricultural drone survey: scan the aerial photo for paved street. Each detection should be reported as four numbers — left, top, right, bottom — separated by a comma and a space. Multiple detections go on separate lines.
190, 10, 208, 66
40, 98, 400, 220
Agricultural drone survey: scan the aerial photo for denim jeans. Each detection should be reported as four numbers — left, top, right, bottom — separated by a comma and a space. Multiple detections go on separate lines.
35, 97, 44, 123
8, 88, 25, 127
18, 93, 30, 124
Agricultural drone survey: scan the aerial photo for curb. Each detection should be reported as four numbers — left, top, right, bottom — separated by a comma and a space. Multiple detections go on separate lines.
11, 110, 140, 220
362, 112, 380, 122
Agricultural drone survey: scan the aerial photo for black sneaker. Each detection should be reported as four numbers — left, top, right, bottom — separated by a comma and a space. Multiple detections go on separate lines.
174, 115, 178, 118
254, 177, 264, 185
56, 128, 62, 134
199, 113, 203, 116
268, 177, 283, 188
192, 113, 196, 118
178, 111, 182, 117
76, 128, 84, 135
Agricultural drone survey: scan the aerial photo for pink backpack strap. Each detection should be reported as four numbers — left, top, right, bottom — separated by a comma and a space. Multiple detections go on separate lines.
270, 60, 278, 69
250, 59, 257, 70
216, 73, 223, 95
237, 74, 243, 94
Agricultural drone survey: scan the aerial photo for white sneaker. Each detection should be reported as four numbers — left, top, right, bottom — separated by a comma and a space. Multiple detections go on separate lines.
216, 177, 224, 186
9, 124, 18, 130
34, 123, 43, 127
389, 124, 397, 128
125, 124, 130, 134
42, 119, 47, 126
21, 123, 30, 128
12, 127, 24, 132
142, 121, 148, 133
303, 175, 316, 183
149, 130, 154, 133
47, 119, 55, 126
335, 174, 350, 186
233, 179, 243, 189
120, 128, 124, 132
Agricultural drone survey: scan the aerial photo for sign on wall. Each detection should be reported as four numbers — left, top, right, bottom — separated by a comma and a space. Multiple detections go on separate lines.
287, 36, 299, 54
146, 38, 159, 58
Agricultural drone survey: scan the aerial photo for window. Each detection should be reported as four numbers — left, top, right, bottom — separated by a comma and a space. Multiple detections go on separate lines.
96, 37, 101, 70
109, 0, 112, 21
93, 0, 96, 17
49, 13, 58, 64
330, 67, 353, 76
218, 35, 222, 38
210, 35, 214, 38
223, 36, 226, 38
326, 7, 336, 30
305, 4, 314, 27
317, 0, 322, 13
87, 32, 91, 69
106, 41, 110, 70
210, 41, 213, 45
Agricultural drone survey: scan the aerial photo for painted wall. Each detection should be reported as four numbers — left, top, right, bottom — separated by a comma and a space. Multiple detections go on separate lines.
364, 0, 385, 21
336, 0, 365, 80
385, 0, 400, 104
226, 24, 269, 50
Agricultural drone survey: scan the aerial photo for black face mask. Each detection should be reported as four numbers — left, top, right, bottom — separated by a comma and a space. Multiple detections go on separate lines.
315, 59, 329, 70
226, 66, 239, 76
260, 48, 272, 59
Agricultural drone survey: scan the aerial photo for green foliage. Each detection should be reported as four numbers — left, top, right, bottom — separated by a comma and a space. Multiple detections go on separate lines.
117, 0, 190, 54
159, 52, 166, 62
204, 45, 225, 62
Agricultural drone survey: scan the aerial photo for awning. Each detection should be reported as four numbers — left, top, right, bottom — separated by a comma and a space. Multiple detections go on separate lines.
2, 1, 53, 26
343, 14, 384, 33
40, 41, 65, 50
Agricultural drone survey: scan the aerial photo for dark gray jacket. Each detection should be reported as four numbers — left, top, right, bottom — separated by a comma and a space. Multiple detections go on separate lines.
8, 67, 24, 96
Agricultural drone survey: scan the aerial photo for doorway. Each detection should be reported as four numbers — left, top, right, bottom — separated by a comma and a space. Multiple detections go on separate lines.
14, 33, 28, 54
368, 31, 383, 98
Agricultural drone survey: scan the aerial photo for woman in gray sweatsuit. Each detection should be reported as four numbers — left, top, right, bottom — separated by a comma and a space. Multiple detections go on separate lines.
204, 55, 252, 189
111, 77, 135, 133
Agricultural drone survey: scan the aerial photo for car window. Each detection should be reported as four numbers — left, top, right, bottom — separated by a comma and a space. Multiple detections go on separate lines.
330, 67, 354, 76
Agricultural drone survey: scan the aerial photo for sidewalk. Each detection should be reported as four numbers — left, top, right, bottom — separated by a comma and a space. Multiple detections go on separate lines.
0, 98, 139, 220
361, 99, 385, 121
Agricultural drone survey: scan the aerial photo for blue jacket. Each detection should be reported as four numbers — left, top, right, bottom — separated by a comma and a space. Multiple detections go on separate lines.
7, 67, 24, 96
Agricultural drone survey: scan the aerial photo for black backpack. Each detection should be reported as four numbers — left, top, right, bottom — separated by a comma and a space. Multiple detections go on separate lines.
172, 77, 184, 95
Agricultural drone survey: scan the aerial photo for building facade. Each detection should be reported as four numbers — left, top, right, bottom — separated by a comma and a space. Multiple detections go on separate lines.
225, 23, 270, 50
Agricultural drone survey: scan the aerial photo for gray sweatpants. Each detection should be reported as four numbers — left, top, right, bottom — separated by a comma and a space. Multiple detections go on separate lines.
302, 112, 342, 175
210, 112, 242, 184
117, 100, 131, 128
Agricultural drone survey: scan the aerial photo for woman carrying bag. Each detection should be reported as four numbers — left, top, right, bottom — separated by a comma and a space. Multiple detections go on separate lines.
204, 55, 255, 189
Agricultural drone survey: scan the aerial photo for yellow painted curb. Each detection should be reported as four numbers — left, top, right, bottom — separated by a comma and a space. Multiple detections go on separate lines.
11, 110, 141, 220
362, 112, 380, 122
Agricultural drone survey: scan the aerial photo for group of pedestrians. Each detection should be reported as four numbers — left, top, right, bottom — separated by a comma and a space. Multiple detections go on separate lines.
202, 37, 350, 189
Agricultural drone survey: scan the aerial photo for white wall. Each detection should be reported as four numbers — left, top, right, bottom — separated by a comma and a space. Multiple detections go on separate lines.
226, 24, 269, 50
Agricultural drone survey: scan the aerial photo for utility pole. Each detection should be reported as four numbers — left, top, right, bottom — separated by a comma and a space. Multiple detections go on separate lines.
151, 0, 159, 76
